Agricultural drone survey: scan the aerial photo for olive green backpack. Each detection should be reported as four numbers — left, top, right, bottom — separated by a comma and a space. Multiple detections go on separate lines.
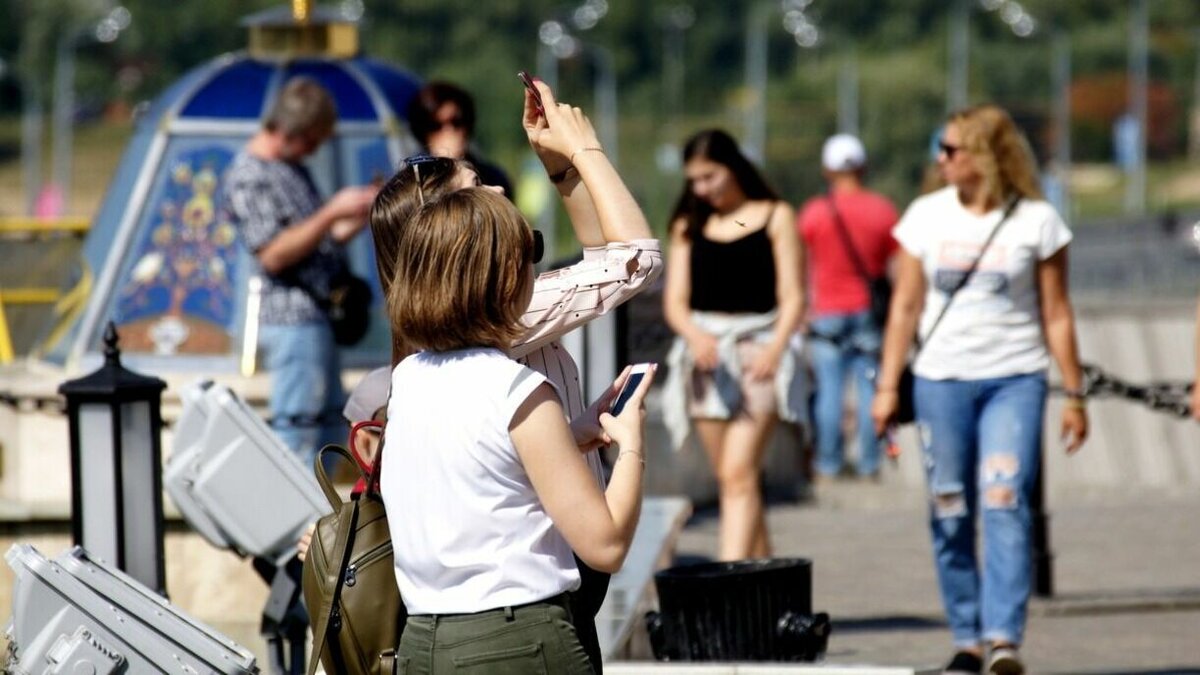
303, 444, 407, 675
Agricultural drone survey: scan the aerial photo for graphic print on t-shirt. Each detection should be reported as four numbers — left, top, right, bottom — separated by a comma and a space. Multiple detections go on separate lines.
932, 240, 1010, 297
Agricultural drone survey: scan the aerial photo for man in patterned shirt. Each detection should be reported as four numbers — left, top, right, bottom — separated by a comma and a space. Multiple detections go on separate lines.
225, 77, 377, 467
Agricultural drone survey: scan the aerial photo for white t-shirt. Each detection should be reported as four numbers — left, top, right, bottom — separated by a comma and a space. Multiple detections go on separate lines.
893, 186, 1072, 380
381, 348, 580, 615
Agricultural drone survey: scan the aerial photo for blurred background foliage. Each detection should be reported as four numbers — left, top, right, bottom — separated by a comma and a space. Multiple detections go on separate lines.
2, 0, 1200, 234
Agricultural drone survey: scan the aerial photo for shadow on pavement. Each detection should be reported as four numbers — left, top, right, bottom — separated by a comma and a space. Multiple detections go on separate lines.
832, 615, 946, 633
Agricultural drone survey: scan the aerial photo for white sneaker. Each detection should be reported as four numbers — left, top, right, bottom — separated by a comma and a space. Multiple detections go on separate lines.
986, 646, 1024, 675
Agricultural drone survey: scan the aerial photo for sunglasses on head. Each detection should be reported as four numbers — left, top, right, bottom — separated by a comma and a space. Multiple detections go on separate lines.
404, 154, 455, 206
938, 141, 962, 159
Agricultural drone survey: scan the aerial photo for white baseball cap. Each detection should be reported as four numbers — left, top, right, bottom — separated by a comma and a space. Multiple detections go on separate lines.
821, 134, 867, 172
342, 366, 392, 422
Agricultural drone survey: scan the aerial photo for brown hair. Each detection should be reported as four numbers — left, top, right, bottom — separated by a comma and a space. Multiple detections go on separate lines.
264, 76, 337, 138
946, 104, 1043, 204
386, 188, 534, 353
369, 156, 470, 298
406, 81, 477, 143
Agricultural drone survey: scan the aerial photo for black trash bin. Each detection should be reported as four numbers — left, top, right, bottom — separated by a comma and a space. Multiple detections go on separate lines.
646, 558, 830, 662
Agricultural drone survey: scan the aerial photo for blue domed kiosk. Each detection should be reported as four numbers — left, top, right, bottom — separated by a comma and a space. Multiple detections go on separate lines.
47, 3, 421, 372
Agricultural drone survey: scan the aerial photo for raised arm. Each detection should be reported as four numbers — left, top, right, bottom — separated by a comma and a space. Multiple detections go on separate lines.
1038, 247, 1088, 452
250, 187, 375, 274
524, 82, 652, 246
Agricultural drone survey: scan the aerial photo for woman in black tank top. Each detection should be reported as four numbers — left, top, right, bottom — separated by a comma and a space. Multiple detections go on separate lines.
662, 129, 806, 562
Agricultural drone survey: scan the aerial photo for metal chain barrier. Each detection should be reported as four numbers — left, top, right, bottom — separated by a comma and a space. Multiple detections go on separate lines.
1054, 362, 1195, 420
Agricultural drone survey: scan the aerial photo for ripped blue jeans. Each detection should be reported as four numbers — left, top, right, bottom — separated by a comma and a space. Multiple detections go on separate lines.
914, 372, 1046, 649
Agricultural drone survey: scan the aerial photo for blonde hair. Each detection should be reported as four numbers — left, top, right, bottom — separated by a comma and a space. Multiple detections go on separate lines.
386, 188, 534, 353
947, 104, 1043, 204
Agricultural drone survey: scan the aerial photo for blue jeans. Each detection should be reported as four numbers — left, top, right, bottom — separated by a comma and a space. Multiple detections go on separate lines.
914, 372, 1047, 648
809, 311, 882, 476
259, 322, 346, 470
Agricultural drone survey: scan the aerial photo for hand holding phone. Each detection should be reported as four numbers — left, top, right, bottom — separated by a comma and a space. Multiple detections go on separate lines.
518, 71, 544, 116
610, 363, 652, 416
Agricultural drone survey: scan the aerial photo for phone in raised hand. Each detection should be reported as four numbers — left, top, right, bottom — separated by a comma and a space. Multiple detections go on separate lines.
518, 70, 544, 115
610, 364, 652, 416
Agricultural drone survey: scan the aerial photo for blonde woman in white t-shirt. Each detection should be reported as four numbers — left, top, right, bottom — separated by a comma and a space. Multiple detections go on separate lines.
872, 105, 1087, 675
381, 186, 655, 674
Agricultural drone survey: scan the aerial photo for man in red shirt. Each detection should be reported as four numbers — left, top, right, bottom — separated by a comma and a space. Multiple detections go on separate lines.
797, 134, 898, 481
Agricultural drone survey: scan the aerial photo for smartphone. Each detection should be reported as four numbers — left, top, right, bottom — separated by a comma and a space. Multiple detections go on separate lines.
518, 71, 544, 115
610, 364, 652, 416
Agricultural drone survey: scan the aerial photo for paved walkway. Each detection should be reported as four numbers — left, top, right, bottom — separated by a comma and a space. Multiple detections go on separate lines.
670, 479, 1200, 674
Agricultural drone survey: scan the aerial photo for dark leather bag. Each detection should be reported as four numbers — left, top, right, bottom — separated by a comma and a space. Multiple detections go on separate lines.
826, 194, 892, 330
325, 271, 373, 346
290, 268, 373, 347
303, 445, 406, 675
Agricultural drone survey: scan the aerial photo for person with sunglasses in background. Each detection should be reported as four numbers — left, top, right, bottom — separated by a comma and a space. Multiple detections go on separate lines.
369, 80, 660, 673
872, 105, 1087, 675
406, 81, 514, 200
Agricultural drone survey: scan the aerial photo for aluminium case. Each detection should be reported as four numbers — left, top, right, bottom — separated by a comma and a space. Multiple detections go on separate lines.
164, 383, 328, 564
164, 380, 233, 550
5, 544, 257, 673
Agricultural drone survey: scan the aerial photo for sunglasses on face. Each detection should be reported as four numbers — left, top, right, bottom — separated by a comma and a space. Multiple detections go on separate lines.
938, 141, 962, 159
531, 229, 544, 265
435, 115, 466, 131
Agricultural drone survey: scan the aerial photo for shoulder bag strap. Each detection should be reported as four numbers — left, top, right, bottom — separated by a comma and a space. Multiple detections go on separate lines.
306, 447, 367, 675
915, 196, 1021, 352
826, 193, 874, 286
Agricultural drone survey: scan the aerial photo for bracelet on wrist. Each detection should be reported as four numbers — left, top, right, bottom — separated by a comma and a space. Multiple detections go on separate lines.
616, 449, 645, 468
569, 146, 604, 164
1063, 397, 1088, 410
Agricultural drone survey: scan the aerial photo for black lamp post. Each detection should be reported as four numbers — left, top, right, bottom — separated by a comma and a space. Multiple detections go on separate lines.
59, 321, 168, 594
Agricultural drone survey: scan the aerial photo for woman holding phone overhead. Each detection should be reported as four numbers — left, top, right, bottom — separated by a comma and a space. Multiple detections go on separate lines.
382, 187, 655, 674
872, 105, 1086, 675
371, 79, 660, 673
661, 129, 806, 562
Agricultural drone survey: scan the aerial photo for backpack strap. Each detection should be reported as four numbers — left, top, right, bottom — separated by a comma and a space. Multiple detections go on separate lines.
307, 445, 369, 675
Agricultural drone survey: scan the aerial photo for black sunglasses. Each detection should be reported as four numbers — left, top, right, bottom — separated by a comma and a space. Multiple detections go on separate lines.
531, 229, 544, 265
938, 141, 962, 159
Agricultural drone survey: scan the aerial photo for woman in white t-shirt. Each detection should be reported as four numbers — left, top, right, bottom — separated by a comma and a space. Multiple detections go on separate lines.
871, 105, 1088, 675
381, 186, 655, 674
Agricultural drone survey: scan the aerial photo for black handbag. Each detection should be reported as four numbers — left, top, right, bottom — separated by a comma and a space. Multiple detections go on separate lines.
325, 270, 373, 346
291, 267, 373, 347
893, 197, 1022, 425
826, 194, 892, 329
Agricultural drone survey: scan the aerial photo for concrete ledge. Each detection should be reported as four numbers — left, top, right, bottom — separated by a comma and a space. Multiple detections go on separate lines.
606, 663, 938, 675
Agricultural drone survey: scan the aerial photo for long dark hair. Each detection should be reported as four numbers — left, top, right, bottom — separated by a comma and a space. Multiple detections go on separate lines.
669, 129, 779, 239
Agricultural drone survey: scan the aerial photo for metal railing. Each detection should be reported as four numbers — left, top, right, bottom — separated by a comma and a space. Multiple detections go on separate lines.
0, 217, 91, 363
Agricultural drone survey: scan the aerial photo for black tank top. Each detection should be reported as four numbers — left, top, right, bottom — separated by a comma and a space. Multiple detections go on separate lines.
689, 206, 777, 313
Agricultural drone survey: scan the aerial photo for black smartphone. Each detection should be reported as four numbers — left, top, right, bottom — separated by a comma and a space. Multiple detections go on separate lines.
610, 364, 651, 416
518, 71, 544, 115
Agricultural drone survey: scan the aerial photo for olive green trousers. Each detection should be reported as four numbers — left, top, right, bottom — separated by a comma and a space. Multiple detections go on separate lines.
396, 594, 594, 674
